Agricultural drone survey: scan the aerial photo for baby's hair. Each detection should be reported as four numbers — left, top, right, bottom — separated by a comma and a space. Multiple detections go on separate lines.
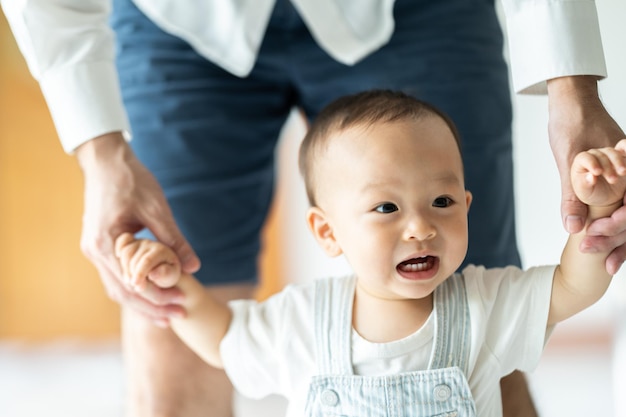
299, 89, 462, 206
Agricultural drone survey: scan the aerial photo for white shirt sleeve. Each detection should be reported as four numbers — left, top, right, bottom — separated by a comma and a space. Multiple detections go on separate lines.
465, 264, 556, 376
1, 0, 130, 153
500, 0, 607, 94
219, 282, 317, 400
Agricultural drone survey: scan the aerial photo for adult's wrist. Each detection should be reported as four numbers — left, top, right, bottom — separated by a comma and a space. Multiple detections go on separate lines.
547, 75, 602, 108
75, 131, 130, 172
546, 75, 607, 134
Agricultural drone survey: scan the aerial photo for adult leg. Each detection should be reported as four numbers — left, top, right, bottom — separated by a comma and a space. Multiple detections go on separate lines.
110, 1, 295, 416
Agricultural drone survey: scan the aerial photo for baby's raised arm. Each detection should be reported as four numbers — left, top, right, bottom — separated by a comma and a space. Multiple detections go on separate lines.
549, 139, 626, 325
115, 233, 231, 368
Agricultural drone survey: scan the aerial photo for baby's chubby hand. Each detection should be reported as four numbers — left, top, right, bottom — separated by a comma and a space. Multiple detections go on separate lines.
114, 233, 182, 292
571, 139, 626, 208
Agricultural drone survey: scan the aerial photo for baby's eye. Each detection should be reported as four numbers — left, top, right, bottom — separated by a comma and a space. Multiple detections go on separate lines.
375, 203, 398, 213
433, 196, 453, 208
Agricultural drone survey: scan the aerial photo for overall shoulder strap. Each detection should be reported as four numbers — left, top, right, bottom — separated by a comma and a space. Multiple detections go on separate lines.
429, 274, 471, 374
313, 276, 356, 375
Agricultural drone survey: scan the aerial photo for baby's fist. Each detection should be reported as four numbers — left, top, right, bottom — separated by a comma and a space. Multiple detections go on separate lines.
115, 233, 182, 291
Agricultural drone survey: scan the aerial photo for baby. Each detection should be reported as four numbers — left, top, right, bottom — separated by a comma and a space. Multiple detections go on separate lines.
115, 90, 625, 416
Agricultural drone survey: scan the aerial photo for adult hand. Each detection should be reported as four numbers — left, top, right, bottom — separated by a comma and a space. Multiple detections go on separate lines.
547, 76, 626, 274
76, 132, 201, 326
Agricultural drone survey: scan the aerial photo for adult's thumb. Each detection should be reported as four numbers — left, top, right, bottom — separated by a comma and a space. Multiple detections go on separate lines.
150, 218, 201, 274
561, 197, 588, 234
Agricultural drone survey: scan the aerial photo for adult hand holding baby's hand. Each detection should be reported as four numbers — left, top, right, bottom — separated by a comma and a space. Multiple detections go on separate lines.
571, 139, 626, 208
115, 233, 182, 292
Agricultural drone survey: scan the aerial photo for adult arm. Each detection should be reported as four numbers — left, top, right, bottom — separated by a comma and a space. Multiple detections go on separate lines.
547, 77, 625, 274
501, 0, 626, 274
76, 133, 200, 324
1, 0, 200, 323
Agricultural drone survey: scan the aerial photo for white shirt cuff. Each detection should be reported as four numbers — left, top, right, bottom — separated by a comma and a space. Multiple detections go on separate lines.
506, 0, 607, 95
39, 61, 131, 153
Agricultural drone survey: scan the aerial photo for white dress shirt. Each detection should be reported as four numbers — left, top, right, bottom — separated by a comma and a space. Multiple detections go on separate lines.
1, 0, 607, 153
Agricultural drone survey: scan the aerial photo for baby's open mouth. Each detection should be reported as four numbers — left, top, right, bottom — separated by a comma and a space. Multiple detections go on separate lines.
398, 256, 436, 272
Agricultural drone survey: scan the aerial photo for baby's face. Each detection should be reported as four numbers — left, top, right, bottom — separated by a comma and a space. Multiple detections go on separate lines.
312, 116, 471, 302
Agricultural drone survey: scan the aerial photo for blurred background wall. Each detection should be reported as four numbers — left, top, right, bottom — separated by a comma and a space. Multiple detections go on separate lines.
0, 15, 121, 339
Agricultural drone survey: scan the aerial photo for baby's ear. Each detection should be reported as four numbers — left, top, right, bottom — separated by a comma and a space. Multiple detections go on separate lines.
465, 191, 473, 213
306, 206, 342, 257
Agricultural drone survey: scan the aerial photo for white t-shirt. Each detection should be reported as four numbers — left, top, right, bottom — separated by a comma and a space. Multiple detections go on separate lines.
220, 264, 556, 417
1, 0, 606, 153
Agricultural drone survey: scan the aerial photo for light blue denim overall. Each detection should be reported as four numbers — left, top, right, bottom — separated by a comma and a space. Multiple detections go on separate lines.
305, 275, 477, 416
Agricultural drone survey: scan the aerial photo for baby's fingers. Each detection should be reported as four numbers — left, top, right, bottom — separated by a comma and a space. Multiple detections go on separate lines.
576, 148, 626, 184
606, 145, 626, 178
573, 151, 603, 184
114, 233, 136, 258
594, 147, 626, 183
114, 233, 141, 286
614, 138, 626, 154
148, 262, 181, 288
131, 243, 179, 289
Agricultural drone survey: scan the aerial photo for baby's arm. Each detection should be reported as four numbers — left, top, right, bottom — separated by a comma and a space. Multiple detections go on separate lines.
549, 140, 626, 325
115, 233, 231, 368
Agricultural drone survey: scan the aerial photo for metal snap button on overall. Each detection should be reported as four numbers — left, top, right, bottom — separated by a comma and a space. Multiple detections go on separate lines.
433, 384, 452, 401
320, 388, 340, 406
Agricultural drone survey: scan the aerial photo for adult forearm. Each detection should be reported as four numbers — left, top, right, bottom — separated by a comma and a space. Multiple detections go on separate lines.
546, 74, 624, 236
